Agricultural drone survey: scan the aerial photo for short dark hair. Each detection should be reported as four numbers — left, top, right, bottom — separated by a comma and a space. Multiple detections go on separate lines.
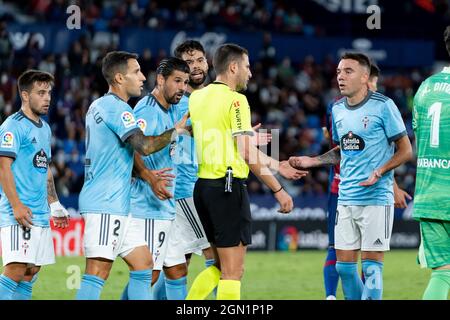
213, 43, 249, 75
17, 69, 54, 93
174, 40, 205, 58
156, 57, 190, 79
369, 63, 380, 78
444, 26, 450, 57
341, 52, 371, 72
102, 51, 138, 85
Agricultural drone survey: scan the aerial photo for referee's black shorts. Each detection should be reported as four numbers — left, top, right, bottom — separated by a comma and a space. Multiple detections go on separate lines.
193, 178, 252, 248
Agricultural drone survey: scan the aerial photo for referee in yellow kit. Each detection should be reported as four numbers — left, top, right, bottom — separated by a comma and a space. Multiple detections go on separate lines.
187, 43, 307, 300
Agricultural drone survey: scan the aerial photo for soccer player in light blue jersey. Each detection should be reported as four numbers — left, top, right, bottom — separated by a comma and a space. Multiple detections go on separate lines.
0, 70, 70, 300
76, 51, 189, 300
321, 64, 411, 300
290, 53, 412, 300
128, 57, 190, 300
171, 40, 216, 293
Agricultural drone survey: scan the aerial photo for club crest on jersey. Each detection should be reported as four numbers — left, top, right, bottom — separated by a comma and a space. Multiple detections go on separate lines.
341, 131, 365, 156
362, 116, 370, 129
1, 132, 14, 148
121, 111, 136, 128
33, 149, 48, 172
137, 119, 147, 132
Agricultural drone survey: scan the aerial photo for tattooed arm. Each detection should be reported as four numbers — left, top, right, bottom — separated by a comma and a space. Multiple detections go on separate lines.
316, 146, 341, 166
127, 112, 190, 156
288, 146, 341, 169
126, 128, 176, 156
47, 169, 59, 204
48, 169, 70, 228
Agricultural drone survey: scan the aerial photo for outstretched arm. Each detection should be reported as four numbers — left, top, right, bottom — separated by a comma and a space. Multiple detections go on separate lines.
127, 128, 176, 156
127, 112, 189, 156
289, 146, 341, 169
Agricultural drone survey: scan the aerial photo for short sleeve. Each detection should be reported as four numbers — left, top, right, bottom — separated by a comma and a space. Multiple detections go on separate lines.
0, 120, 22, 159
229, 94, 253, 137
101, 101, 140, 142
383, 99, 407, 144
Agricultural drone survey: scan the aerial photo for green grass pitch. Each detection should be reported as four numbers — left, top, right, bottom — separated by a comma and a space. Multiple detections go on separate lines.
11, 249, 440, 300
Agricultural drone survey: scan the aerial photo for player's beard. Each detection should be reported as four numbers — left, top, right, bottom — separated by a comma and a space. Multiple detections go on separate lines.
167, 91, 184, 104
29, 99, 49, 116
189, 72, 206, 89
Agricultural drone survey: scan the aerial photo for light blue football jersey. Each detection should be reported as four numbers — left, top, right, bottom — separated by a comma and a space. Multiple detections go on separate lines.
0, 110, 52, 227
79, 93, 141, 216
173, 93, 198, 200
331, 91, 407, 205
130, 94, 178, 220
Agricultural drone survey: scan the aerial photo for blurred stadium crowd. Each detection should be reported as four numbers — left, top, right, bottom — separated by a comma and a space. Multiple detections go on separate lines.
0, 0, 436, 199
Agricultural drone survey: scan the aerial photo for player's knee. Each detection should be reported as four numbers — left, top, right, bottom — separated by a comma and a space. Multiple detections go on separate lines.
140, 254, 153, 270
85, 266, 111, 280
164, 264, 187, 279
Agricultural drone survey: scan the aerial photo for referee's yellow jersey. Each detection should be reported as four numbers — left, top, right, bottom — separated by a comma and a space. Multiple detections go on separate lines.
189, 81, 254, 179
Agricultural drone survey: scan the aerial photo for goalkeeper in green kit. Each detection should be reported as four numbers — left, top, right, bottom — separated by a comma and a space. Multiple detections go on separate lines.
413, 26, 450, 300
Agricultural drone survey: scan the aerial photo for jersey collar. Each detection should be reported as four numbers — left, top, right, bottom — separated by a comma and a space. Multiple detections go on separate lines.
104, 92, 127, 103
442, 66, 450, 73
212, 81, 229, 88
344, 90, 373, 110
19, 110, 43, 128
149, 93, 172, 113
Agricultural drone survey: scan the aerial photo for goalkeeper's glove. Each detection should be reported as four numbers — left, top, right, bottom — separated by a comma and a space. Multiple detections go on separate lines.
50, 201, 70, 218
